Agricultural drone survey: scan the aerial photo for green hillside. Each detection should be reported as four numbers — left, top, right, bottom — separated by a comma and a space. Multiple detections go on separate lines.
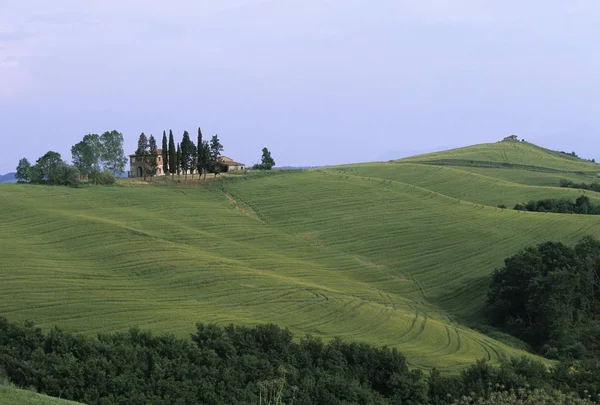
0, 384, 80, 405
1, 140, 599, 373
399, 139, 600, 173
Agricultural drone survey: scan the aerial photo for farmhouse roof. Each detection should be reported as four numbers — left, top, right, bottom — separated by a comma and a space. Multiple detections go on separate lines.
219, 156, 245, 166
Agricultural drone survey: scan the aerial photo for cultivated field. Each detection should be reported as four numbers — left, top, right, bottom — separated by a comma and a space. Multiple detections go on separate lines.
2, 140, 599, 373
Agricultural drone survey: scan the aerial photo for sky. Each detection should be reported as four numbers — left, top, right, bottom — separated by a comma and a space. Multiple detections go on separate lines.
1, 0, 600, 173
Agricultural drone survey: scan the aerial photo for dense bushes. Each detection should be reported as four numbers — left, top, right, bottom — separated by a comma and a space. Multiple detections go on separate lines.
513, 196, 600, 214
1, 317, 599, 404
560, 179, 600, 193
88, 170, 116, 185
487, 237, 600, 359
0, 318, 427, 405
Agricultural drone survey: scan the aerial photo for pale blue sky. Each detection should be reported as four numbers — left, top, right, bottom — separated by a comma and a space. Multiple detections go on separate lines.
1, 1, 599, 173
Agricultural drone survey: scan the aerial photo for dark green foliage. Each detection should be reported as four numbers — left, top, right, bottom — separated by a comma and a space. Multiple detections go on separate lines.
560, 179, 600, 194
253, 147, 276, 170
176, 143, 181, 176
180, 131, 196, 180
2, 316, 600, 404
209, 134, 224, 176
196, 127, 206, 178
49, 162, 80, 186
148, 135, 158, 178
135, 133, 150, 181
35, 151, 63, 182
513, 196, 600, 215
0, 318, 429, 405
15, 158, 31, 183
27, 163, 43, 183
168, 130, 176, 177
88, 170, 115, 185
487, 237, 600, 359
161, 131, 168, 175
71, 134, 102, 178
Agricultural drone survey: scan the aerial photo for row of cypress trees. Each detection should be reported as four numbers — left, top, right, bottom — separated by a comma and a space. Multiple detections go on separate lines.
136, 128, 223, 181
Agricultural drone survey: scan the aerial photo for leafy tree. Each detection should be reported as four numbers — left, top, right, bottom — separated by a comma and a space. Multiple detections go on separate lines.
100, 130, 127, 174
148, 135, 158, 179
161, 131, 168, 176
15, 158, 31, 183
49, 162, 80, 186
168, 130, 176, 178
253, 147, 276, 170
71, 134, 102, 179
135, 133, 150, 181
27, 164, 43, 183
36, 151, 63, 182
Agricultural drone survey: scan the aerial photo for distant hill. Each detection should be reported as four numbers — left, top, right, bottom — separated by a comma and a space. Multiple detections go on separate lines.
398, 139, 600, 173
2, 139, 600, 374
0, 172, 16, 183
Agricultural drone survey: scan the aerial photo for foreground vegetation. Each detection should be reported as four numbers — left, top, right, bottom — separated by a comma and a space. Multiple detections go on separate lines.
1, 317, 599, 405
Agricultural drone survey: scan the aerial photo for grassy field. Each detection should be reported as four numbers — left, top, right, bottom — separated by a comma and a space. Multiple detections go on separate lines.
2, 140, 600, 376
0, 383, 80, 405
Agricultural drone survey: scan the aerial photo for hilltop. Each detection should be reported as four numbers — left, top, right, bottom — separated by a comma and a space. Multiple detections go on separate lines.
1, 139, 599, 378
398, 139, 599, 173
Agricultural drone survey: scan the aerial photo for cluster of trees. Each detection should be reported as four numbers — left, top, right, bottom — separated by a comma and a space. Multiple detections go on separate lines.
15, 130, 126, 186
513, 196, 600, 215
487, 237, 600, 360
560, 179, 600, 193
1, 317, 599, 405
253, 147, 276, 170
16, 127, 276, 185
136, 128, 275, 181
154, 128, 224, 181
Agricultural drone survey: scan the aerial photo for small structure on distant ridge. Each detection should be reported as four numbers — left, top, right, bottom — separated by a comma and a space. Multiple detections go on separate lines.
503, 135, 519, 141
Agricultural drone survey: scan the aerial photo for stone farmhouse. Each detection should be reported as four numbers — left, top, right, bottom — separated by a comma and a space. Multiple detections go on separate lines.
128, 149, 245, 178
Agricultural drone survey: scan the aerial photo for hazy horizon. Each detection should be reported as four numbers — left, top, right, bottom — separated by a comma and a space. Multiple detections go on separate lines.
2, 1, 600, 174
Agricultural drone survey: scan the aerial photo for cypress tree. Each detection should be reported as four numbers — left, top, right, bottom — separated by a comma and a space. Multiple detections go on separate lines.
176, 143, 181, 178
161, 131, 168, 176
180, 131, 191, 181
148, 135, 158, 180
168, 130, 176, 179
135, 133, 149, 181
197, 127, 205, 178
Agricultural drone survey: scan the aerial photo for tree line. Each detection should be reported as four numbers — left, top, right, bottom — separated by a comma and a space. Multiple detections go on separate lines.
1, 316, 599, 405
15, 128, 276, 185
487, 236, 600, 360
15, 130, 127, 185
513, 195, 600, 215
560, 179, 600, 194
129, 127, 275, 181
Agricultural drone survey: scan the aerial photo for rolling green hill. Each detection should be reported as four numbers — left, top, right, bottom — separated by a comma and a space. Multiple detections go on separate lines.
1, 140, 599, 374
399, 139, 600, 173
